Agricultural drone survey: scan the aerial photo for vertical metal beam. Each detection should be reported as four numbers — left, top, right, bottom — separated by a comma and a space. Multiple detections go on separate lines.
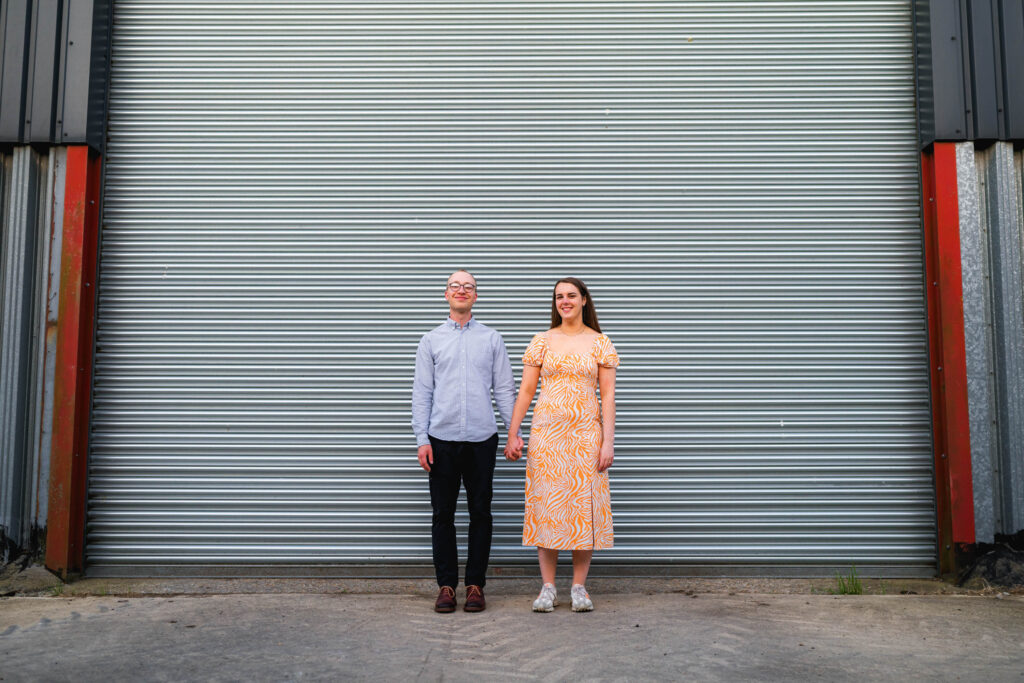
45, 145, 99, 577
922, 142, 978, 574
28, 147, 63, 540
937, 142, 979, 548
983, 143, 1024, 532
957, 142, 998, 543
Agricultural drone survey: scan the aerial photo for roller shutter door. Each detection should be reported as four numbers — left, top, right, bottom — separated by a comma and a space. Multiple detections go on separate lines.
89, 0, 935, 574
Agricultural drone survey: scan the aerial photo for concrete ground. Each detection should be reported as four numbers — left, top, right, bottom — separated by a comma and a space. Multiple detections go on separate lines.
2, 577, 1023, 681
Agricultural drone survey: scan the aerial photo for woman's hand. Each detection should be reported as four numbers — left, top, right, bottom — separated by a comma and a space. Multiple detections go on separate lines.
505, 433, 523, 460
597, 442, 614, 472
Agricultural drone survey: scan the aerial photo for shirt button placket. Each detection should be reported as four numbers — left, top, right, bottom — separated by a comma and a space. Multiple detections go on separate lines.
459, 325, 466, 440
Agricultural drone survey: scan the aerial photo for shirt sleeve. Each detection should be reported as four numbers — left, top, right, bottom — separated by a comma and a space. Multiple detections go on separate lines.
411, 335, 434, 447
522, 333, 548, 367
491, 333, 518, 435
595, 334, 620, 368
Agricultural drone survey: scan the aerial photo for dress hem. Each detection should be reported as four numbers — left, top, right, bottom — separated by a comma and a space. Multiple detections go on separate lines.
521, 541, 614, 551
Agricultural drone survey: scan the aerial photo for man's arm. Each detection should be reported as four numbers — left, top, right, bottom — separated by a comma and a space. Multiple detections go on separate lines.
412, 336, 434, 447
492, 334, 517, 435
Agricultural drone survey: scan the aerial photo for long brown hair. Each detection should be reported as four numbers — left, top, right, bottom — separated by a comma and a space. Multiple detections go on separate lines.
550, 277, 602, 333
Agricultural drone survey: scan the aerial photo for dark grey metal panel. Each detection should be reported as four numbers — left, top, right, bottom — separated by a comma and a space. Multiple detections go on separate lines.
86, 0, 113, 150
56, 0, 94, 144
57, 0, 112, 149
0, 0, 31, 144
915, 0, 1024, 145
966, 0, 1002, 139
26, 0, 63, 144
999, 0, 1024, 139
915, 0, 937, 146
0, 0, 111, 150
915, 0, 968, 144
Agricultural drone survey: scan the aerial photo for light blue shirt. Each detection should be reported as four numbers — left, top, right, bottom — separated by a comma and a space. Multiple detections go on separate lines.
412, 317, 516, 447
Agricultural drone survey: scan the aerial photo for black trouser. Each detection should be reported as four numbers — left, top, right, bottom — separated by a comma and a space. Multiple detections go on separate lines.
428, 433, 498, 589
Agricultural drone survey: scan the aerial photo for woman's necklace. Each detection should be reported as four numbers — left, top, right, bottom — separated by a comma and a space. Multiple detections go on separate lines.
558, 326, 587, 337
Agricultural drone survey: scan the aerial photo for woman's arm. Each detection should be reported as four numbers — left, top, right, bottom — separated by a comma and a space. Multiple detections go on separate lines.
505, 365, 541, 459
597, 366, 616, 471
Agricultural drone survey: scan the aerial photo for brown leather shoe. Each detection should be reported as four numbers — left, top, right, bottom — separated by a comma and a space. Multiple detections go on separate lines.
434, 586, 456, 613
464, 585, 485, 612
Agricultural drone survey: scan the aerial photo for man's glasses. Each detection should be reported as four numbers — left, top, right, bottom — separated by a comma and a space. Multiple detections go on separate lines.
447, 282, 477, 292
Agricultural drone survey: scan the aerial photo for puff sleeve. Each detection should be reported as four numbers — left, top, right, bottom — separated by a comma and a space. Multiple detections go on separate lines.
595, 334, 620, 368
522, 333, 548, 367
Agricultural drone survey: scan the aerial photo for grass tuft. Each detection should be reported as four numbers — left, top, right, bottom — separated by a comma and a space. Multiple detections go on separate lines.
832, 566, 863, 595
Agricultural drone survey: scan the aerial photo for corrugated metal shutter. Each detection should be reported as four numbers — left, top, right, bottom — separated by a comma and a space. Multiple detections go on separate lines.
89, 0, 935, 574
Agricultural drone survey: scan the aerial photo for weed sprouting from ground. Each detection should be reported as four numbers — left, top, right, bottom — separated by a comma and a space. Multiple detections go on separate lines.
832, 566, 863, 595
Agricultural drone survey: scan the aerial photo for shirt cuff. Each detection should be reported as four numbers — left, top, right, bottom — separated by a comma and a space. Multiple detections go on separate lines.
416, 434, 430, 447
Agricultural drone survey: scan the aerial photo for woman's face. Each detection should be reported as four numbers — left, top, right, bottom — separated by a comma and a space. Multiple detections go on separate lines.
554, 282, 586, 324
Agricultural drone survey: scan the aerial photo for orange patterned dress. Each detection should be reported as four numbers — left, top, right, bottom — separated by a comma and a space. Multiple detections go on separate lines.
521, 332, 620, 550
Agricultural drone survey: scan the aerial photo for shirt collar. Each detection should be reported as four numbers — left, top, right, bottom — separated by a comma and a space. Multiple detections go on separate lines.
446, 316, 475, 330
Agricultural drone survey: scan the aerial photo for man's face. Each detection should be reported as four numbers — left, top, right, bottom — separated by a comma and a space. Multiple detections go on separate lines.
445, 271, 478, 314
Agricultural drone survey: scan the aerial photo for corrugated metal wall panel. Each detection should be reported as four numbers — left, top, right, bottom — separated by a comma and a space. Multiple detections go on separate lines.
89, 0, 935, 573
1, 147, 41, 558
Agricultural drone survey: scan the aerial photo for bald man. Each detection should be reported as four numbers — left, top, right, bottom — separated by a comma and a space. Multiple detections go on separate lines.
412, 270, 517, 613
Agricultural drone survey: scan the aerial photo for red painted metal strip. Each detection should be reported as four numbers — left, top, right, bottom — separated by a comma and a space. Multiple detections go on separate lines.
922, 143, 976, 570
74, 151, 102, 560
921, 148, 954, 574
46, 146, 101, 576
931, 143, 976, 547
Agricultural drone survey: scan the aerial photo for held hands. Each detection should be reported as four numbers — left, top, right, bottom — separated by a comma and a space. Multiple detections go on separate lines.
504, 433, 524, 461
417, 444, 433, 472
597, 442, 614, 472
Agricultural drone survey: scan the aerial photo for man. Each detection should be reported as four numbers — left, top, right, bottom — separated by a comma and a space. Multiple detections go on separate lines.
412, 270, 517, 613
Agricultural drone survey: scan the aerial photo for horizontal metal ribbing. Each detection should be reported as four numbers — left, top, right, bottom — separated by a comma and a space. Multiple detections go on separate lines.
89, 0, 934, 573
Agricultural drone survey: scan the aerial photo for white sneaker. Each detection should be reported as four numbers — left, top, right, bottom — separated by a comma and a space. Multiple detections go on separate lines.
571, 584, 593, 612
532, 583, 558, 612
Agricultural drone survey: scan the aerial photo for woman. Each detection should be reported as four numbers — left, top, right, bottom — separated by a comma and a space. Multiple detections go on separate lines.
505, 277, 619, 612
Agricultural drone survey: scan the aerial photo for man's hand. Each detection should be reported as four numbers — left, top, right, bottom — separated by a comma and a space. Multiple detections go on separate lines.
597, 442, 614, 472
417, 444, 434, 472
504, 434, 524, 461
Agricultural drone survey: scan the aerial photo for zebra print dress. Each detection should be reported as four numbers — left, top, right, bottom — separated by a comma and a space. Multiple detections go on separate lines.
521, 332, 620, 550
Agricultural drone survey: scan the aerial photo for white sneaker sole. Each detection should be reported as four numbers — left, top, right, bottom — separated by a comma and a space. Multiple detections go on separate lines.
571, 603, 593, 612
532, 599, 559, 613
